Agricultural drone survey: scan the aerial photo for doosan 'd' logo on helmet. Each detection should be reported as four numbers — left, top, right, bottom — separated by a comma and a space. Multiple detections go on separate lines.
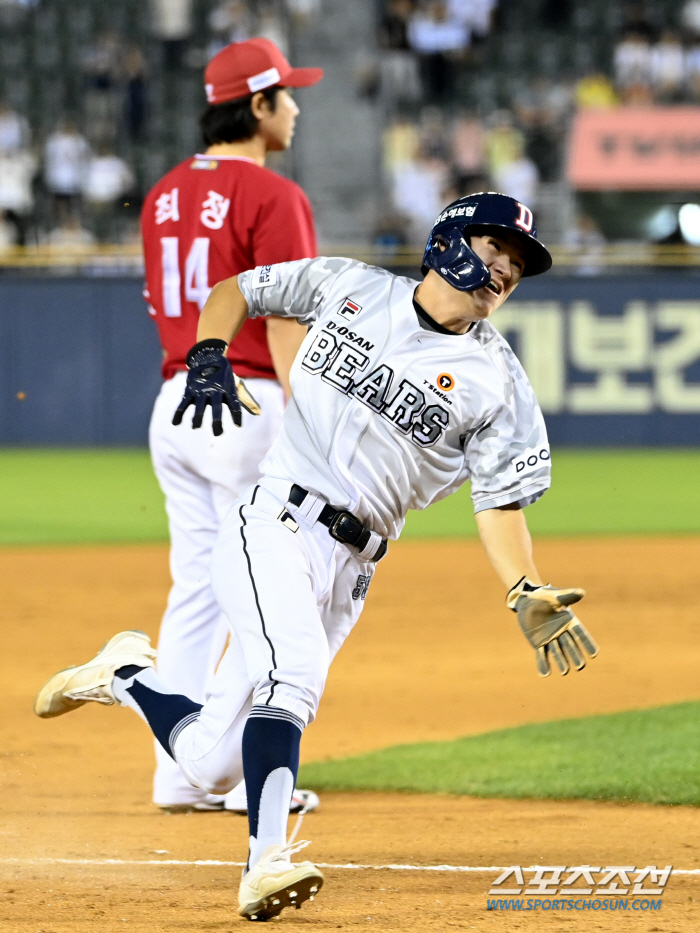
514, 202, 534, 233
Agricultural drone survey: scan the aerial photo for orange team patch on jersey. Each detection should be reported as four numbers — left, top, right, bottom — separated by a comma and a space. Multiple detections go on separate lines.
437, 373, 455, 391
191, 159, 219, 170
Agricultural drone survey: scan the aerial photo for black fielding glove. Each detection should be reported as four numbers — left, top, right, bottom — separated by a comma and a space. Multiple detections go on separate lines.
506, 577, 599, 677
172, 339, 241, 436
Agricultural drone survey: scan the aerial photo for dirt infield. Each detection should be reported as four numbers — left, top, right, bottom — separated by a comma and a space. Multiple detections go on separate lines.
2, 537, 700, 930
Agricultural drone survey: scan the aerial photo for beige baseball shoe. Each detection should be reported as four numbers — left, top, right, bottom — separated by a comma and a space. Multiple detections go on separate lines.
34, 630, 156, 718
238, 841, 324, 921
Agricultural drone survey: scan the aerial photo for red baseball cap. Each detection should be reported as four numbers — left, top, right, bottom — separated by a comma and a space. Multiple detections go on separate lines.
205, 38, 323, 105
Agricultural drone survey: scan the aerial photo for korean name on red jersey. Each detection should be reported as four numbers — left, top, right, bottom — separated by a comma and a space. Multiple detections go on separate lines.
141, 155, 317, 381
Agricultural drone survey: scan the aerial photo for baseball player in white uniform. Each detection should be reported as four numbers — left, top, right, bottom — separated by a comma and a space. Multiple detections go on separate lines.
36, 192, 599, 921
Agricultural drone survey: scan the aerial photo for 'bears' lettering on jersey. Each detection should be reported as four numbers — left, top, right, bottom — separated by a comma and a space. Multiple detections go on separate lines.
301, 328, 450, 448
322, 342, 370, 392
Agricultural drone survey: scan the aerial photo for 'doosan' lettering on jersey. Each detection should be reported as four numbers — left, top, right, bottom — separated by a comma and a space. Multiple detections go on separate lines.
325, 319, 374, 351
301, 327, 450, 448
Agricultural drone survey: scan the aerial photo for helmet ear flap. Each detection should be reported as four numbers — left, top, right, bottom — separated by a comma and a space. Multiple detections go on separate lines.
421, 224, 491, 292
424, 233, 448, 270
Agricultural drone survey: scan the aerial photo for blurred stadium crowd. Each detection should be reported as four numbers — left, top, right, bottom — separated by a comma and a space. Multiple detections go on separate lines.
0, 0, 694, 249
375, 0, 700, 247
0, 0, 308, 248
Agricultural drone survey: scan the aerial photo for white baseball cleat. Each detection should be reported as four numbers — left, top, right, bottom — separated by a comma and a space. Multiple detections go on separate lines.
238, 841, 324, 921
224, 786, 320, 814
289, 788, 320, 814
158, 786, 320, 814
158, 794, 227, 814
34, 630, 156, 719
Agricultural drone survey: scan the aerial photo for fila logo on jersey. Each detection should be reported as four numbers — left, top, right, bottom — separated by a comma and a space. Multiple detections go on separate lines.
338, 297, 362, 320
252, 264, 278, 288
301, 328, 450, 448
352, 574, 371, 600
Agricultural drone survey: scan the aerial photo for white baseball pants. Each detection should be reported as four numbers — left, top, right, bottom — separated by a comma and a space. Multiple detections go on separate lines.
171, 480, 374, 795
148, 372, 285, 806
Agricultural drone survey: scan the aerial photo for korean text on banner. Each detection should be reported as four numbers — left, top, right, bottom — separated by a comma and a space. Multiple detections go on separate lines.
567, 107, 700, 191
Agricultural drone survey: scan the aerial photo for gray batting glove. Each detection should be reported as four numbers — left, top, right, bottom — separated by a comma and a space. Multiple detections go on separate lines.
506, 577, 599, 677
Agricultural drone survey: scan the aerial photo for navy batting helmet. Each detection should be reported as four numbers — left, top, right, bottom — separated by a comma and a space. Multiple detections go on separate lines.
421, 191, 552, 292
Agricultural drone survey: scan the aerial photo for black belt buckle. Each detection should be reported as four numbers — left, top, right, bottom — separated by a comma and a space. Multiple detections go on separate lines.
328, 510, 361, 546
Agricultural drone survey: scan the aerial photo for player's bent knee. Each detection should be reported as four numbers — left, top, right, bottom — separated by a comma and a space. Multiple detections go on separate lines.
176, 755, 243, 796
251, 680, 322, 728
172, 723, 244, 795
192, 772, 237, 796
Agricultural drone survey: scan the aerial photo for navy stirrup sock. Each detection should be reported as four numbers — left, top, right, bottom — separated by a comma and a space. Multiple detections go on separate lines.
242, 706, 304, 868
114, 665, 202, 759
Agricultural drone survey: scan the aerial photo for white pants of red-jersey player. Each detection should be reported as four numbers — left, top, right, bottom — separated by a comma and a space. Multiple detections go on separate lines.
149, 371, 285, 809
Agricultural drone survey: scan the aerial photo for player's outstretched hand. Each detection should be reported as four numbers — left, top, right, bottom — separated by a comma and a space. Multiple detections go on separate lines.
172, 339, 251, 436
506, 577, 599, 677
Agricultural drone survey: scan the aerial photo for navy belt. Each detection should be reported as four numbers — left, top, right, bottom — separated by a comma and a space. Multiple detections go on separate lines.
288, 484, 388, 562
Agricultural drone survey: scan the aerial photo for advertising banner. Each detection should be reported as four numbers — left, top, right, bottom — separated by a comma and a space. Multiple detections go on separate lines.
568, 107, 700, 190
500, 274, 700, 445
0, 274, 699, 446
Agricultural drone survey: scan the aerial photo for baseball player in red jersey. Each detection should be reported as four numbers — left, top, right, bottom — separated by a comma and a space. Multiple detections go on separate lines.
141, 38, 322, 812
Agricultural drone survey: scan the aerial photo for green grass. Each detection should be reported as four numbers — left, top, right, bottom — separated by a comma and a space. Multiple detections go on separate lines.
0, 448, 699, 545
403, 449, 700, 538
0, 449, 167, 545
299, 702, 700, 806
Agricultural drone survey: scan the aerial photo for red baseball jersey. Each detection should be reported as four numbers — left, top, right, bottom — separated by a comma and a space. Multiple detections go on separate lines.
141, 154, 317, 380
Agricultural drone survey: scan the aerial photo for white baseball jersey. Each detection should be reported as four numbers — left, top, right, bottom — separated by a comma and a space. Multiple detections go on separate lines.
238, 257, 550, 540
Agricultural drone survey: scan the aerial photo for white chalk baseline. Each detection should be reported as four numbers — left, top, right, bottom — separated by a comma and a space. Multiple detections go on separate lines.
1, 858, 699, 875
